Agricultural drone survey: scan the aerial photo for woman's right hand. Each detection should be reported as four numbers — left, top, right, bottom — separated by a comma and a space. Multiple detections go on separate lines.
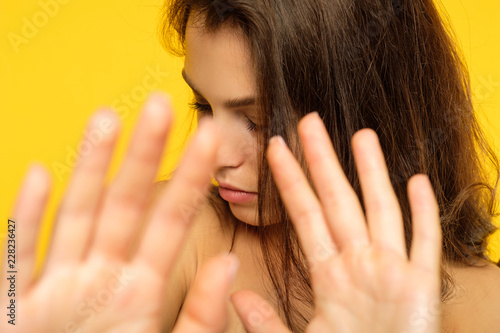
232, 112, 442, 333
1, 94, 238, 333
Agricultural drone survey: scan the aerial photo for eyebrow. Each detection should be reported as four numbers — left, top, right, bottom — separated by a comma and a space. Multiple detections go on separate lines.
181, 69, 256, 109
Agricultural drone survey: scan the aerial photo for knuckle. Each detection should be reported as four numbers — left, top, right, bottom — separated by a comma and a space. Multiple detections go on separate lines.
294, 206, 323, 226
106, 190, 147, 218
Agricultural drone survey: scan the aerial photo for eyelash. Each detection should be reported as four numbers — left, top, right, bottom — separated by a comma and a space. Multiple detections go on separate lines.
188, 101, 258, 132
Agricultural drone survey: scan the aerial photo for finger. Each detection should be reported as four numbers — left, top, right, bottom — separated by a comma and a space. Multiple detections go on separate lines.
135, 118, 219, 277
298, 112, 369, 250
231, 290, 290, 333
46, 110, 120, 268
172, 254, 239, 333
91, 93, 172, 259
352, 129, 406, 257
3, 164, 51, 295
408, 175, 442, 273
267, 135, 337, 266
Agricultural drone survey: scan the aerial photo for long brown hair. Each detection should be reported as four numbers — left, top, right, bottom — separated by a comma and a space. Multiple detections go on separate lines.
160, 0, 499, 330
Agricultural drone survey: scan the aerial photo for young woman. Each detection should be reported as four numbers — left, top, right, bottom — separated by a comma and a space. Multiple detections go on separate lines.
160, 0, 500, 331
2, 0, 499, 332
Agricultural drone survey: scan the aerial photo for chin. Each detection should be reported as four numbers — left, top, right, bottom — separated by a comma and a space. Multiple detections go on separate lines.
228, 202, 259, 226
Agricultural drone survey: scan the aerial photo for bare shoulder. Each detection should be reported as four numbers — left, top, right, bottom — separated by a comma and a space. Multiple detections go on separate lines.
442, 260, 500, 332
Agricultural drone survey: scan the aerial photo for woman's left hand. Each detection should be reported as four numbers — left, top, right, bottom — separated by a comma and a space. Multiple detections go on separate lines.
231, 112, 442, 333
0, 95, 236, 333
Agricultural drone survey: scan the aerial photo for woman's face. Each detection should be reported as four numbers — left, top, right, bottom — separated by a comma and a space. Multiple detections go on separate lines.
183, 16, 260, 226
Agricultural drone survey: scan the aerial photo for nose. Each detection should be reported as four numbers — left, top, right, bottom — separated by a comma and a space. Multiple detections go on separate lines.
211, 115, 245, 171
216, 126, 244, 170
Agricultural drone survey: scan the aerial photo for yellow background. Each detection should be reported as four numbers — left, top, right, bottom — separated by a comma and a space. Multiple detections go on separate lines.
1, 0, 499, 265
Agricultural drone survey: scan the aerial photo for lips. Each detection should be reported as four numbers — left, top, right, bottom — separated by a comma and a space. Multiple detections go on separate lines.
216, 181, 258, 204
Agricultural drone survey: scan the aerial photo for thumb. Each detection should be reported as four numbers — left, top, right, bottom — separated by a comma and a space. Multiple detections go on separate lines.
231, 290, 291, 333
172, 254, 239, 333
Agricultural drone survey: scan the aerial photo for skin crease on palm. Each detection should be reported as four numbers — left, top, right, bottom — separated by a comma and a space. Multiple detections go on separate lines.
0, 11, 446, 333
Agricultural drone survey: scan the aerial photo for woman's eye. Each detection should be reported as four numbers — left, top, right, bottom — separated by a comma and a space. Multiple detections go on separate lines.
188, 101, 258, 132
244, 116, 258, 132
188, 101, 212, 115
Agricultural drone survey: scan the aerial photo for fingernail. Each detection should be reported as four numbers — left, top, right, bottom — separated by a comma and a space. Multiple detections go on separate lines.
144, 93, 171, 126
91, 110, 119, 134
146, 94, 166, 114
26, 163, 45, 184
269, 135, 287, 147
25, 163, 50, 195
197, 116, 212, 129
195, 117, 216, 143
139, 94, 172, 136
149, 91, 171, 106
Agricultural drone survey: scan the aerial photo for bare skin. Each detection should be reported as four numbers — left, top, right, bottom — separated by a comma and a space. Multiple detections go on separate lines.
0, 96, 239, 333
3, 10, 499, 333
441, 261, 500, 332
155, 200, 500, 332
170, 15, 500, 333
3, 95, 499, 333
157, 120, 500, 332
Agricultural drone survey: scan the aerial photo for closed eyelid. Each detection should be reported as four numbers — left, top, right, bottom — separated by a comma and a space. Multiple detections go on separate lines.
192, 93, 258, 119
189, 101, 259, 132
192, 91, 208, 103
182, 69, 257, 110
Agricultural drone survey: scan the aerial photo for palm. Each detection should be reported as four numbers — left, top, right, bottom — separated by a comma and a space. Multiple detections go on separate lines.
308, 248, 439, 333
13, 259, 162, 332
1, 94, 236, 333
232, 113, 442, 333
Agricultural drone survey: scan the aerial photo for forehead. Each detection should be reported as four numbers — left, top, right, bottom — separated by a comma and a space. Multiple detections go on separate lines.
183, 14, 256, 102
